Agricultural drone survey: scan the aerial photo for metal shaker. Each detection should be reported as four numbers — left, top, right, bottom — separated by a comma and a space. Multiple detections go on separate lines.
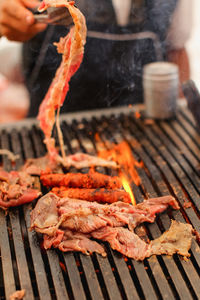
143, 62, 179, 119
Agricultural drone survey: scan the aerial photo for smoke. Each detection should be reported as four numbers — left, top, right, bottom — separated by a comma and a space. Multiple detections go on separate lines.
24, 0, 182, 115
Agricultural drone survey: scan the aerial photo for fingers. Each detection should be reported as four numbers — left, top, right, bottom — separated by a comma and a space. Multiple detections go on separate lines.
1, 23, 47, 41
1, 0, 35, 25
0, 0, 47, 41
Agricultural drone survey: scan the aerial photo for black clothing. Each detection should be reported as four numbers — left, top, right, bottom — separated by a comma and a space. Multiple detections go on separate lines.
22, 0, 178, 117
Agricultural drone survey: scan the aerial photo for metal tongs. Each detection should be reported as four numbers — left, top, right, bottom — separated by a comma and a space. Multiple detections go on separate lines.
33, 6, 73, 26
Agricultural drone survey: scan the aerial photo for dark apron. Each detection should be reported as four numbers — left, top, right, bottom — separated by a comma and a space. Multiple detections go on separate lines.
22, 0, 178, 117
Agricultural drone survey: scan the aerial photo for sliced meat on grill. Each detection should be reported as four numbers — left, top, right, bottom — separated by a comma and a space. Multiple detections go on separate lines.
40, 171, 122, 189
21, 153, 118, 176
150, 220, 194, 257
31, 193, 179, 235
44, 229, 106, 256
91, 226, 150, 260
136, 195, 179, 211
30, 193, 59, 235
0, 189, 41, 208
0, 169, 33, 186
58, 196, 179, 231
21, 155, 62, 176
0, 170, 41, 209
52, 187, 131, 203
57, 152, 118, 169
31, 193, 195, 259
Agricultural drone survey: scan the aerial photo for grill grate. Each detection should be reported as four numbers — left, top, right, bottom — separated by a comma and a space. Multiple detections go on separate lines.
0, 106, 200, 300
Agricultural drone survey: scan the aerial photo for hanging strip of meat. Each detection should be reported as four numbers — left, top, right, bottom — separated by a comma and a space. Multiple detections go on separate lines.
37, 0, 87, 158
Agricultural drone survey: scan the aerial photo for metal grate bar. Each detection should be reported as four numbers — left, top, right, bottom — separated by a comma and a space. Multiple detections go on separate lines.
121, 115, 200, 298
131, 117, 200, 228
91, 117, 178, 299
175, 113, 200, 151
0, 211, 15, 300
1, 107, 200, 299
69, 119, 158, 299
13, 129, 52, 300
99, 116, 196, 300
63, 253, 87, 300
68, 120, 144, 300
1, 131, 35, 300
63, 123, 131, 300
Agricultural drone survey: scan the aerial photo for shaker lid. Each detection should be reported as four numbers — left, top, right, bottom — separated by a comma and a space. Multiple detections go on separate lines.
143, 62, 178, 76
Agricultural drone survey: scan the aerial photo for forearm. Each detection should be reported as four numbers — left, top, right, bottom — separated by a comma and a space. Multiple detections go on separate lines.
167, 48, 190, 83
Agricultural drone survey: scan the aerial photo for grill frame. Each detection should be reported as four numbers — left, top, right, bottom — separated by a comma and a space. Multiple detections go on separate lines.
0, 104, 200, 300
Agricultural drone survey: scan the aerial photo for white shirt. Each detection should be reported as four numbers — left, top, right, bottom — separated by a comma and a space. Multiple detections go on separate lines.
112, 0, 193, 49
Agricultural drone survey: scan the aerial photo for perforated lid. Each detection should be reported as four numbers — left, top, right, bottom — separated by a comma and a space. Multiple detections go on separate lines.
143, 62, 178, 76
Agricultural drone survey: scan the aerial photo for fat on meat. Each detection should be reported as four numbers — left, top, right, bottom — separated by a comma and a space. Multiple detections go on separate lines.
57, 152, 118, 169
150, 220, 194, 257
30, 193, 59, 235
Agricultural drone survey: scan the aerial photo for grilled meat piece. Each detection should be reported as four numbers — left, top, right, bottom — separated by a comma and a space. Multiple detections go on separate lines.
21, 155, 62, 176
37, 1, 87, 157
0, 169, 41, 209
52, 187, 131, 203
58, 152, 118, 169
91, 226, 149, 260
150, 220, 193, 257
40, 171, 122, 189
91, 221, 194, 260
31, 193, 193, 259
31, 193, 179, 235
44, 229, 106, 256
21, 152, 118, 176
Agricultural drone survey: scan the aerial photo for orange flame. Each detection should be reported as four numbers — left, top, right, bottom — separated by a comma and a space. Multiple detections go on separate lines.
98, 141, 142, 186
120, 172, 136, 206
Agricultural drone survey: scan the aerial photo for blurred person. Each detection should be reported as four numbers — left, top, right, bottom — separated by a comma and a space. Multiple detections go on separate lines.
0, 39, 29, 122
0, 0, 193, 117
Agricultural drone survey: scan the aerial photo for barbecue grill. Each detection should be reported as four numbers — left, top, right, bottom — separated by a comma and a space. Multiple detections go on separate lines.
0, 104, 200, 300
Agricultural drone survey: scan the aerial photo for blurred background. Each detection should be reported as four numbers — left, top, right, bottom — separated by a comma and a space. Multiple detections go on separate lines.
186, 0, 200, 90
0, 0, 199, 123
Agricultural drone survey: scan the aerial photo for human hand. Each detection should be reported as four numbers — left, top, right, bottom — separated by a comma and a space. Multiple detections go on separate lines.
0, 0, 47, 42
